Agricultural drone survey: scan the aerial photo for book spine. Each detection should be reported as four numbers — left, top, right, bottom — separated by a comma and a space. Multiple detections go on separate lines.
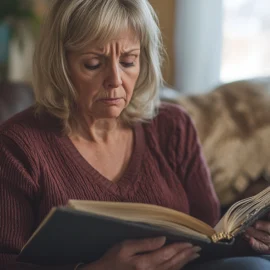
211, 232, 233, 243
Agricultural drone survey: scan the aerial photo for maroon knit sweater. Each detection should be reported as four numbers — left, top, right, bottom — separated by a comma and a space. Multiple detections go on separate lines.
0, 103, 220, 270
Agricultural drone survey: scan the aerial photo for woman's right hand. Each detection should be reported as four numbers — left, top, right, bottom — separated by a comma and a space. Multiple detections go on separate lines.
81, 236, 201, 270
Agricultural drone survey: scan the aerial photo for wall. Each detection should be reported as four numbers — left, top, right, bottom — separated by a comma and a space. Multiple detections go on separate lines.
149, 0, 176, 86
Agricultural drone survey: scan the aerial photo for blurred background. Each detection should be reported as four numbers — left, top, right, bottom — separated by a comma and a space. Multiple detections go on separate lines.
0, 0, 47, 83
1, 0, 270, 92
0, 0, 270, 209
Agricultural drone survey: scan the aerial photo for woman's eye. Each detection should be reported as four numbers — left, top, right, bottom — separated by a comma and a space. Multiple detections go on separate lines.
84, 63, 101, 70
120, 62, 135, 68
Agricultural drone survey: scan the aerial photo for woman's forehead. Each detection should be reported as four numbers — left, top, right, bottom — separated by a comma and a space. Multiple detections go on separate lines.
81, 30, 141, 53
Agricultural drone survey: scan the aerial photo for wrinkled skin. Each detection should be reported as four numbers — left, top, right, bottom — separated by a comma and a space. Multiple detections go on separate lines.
81, 237, 201, 270
245, 213, 270, 254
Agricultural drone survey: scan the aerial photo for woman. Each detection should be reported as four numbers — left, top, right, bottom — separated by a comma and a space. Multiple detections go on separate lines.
0, 0, 269, 269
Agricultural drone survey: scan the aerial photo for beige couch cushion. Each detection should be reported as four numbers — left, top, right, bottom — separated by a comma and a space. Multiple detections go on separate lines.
166, 79, 270, 206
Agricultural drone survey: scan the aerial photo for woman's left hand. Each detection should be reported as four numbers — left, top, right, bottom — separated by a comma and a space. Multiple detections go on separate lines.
245, 213, 270, 254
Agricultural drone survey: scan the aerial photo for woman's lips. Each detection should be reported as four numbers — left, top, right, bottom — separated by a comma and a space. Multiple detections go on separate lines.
98, 98, 121, 105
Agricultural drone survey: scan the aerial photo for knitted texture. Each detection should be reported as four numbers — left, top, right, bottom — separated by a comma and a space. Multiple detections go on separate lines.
0, 103, 220, 269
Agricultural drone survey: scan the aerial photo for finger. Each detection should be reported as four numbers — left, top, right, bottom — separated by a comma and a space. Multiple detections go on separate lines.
123, 236, 166, 256
245, 226, 270, 246
159, 246, 201, 270
248, 236, 270, 254
255, 220, 270, 234
141, 242, 194, 266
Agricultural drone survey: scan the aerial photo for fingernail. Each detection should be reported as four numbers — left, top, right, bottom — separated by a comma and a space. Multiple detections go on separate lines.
192, 246, 202, 253
190, 253, 200, 260
160, 236, 166, 241
182, 243, 193, 249
155, 236, 166, 243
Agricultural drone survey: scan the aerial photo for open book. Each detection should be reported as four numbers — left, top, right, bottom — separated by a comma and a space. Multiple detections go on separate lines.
18, 186, 270, 265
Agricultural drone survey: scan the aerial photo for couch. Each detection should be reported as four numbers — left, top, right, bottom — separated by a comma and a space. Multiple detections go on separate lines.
162, 77, 270, 207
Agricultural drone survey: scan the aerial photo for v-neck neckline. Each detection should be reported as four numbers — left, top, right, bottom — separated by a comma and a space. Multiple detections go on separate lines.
61, 123, 145, 194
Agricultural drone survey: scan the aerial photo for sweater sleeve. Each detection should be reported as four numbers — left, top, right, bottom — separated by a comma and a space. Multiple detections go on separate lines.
0, 135, 79, 270
175, 110, 220, 227
158, 104, 220, 227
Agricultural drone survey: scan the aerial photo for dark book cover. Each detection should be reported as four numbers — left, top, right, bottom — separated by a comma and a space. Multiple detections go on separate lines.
17, 207, 254, 266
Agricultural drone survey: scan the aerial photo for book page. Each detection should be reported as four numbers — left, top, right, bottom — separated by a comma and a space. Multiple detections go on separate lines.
68, 200, 216, 237
214, 186, 270, 236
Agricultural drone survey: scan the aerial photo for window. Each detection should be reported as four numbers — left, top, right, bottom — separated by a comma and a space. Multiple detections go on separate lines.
221, 0, 270, 82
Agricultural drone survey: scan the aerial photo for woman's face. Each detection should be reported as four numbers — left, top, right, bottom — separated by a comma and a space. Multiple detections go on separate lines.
67, 30, 141, 120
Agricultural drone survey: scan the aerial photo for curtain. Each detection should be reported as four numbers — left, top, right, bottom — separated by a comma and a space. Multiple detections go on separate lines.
174, 0, 223, 93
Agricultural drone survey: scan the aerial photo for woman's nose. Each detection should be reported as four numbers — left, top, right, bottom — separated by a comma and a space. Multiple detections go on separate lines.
104, 62, 122, 89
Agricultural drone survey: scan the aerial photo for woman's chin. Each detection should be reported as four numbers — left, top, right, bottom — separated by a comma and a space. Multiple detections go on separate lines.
93, 107, 124, 120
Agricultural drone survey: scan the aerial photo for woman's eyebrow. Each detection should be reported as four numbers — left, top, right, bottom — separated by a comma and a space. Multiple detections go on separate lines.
80, 48, 140, 56
123, 48, 140, 53
122, 49, 140, 56
80, 52, 103, 56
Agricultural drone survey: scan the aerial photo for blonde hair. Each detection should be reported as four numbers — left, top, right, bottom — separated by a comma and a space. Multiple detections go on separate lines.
33, 0, 164, 133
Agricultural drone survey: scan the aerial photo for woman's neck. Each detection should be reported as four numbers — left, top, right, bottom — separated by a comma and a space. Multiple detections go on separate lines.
70, 114, 128, 144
